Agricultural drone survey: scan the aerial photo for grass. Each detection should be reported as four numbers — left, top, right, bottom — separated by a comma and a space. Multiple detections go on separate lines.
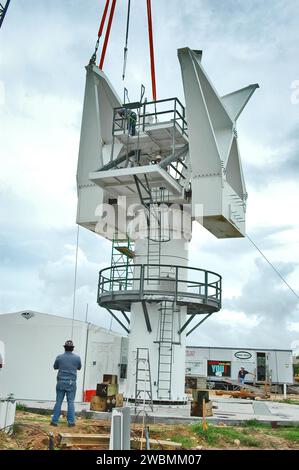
191, 422, 260, 447
244, 419, 270, 428
278, 399, 299, 406
275, 427, 299, 442
170, 434, 194, 449
242, 420, 299, 443
17, 414, 50, 423
16, 403, 27, 411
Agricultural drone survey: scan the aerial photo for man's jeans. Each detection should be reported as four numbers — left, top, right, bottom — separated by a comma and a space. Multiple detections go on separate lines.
52, 379, 76, 424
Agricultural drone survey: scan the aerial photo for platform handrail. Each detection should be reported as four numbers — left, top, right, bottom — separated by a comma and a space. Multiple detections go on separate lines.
98, 264, 222, 307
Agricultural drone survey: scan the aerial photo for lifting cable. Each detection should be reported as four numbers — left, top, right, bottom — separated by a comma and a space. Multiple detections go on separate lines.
122, 0, 131, 81
99, 0, 117, 70
246, 234, 299, 301
71, 196, 81, 340
146, 0, 157, 101
89, 0, 110, 65
98, 0, 110, 38
71, 224, 80, 340
90, 0, 158, 103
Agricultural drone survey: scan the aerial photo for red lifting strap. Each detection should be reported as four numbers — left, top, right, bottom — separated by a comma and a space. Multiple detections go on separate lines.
98, 0, 110, 38
99, 0, 117, 70
146, 0, 157, 101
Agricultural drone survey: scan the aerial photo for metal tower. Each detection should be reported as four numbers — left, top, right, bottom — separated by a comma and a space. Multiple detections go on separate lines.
0, 0, 11, 29
76, 48, 258, 403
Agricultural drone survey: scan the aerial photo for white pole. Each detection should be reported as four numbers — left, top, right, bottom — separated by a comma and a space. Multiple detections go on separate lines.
283, 383, 287, 399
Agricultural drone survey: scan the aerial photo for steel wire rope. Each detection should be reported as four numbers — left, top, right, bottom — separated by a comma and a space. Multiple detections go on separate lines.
246, 234, 299, 301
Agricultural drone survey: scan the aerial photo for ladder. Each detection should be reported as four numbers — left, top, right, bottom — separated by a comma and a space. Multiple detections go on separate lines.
156, 300, 176, 400
134, 348, 154, 413
110, 236, 134, 291
147, 188, 170, 284
147, 206, 161, 284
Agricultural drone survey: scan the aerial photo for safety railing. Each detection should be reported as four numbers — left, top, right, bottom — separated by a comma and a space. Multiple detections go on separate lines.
98, 264, 221, 308
112, 97, 188, 138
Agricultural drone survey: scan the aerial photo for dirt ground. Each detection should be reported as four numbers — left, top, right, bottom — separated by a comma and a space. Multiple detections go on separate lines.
0, 410, 299, 450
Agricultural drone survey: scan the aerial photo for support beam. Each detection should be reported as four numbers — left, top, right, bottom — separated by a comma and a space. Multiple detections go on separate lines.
177, 313, 196, 335
0, 0, 11, 29
121, 309, 130, 324
186, 313, 211, 337
141, 301, 152, 333
106, 308, 130, 334
159, 144, 189, 169
99, 153, 127, 172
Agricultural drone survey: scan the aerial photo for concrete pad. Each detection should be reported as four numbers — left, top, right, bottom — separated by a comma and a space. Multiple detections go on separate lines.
17, 397, 299, 426
17, 399, 90, 414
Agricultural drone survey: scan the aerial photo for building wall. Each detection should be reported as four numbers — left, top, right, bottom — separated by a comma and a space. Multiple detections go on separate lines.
0, 312, 123, 401
82, 323, 123, 393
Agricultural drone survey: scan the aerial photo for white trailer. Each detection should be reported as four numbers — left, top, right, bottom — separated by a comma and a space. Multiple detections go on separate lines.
186, 346, 293, 387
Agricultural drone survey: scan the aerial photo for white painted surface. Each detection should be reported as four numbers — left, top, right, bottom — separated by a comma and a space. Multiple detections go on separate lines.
186, 346, 293, 384
125, 235, 189, 401
76, 65, 122, 233
0, 399, 16, 431
178, 47, 258, 238
0, 311, 123, 401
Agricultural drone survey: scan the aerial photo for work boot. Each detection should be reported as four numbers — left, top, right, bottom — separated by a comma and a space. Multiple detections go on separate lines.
68, 423, 75, 427
50, 422, 58, 427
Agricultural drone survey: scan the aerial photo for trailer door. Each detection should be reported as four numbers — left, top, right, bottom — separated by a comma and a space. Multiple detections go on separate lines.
256, 352, 266, 381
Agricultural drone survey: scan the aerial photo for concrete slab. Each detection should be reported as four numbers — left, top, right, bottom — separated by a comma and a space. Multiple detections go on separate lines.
17, 397, 299, 426
17, 399, 90, 414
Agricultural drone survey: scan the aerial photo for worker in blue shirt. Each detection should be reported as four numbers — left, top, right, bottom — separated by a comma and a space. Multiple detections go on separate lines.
118, 107, 137, 136
51, 340, 81, 427
238, 367, 254, 385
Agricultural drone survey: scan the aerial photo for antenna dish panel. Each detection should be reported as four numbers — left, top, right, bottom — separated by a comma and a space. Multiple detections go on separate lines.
76, 65, 124, 236
178, 47, 258, 238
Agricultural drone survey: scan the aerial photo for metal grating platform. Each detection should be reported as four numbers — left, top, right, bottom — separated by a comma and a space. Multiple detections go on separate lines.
89, 165, 183, 197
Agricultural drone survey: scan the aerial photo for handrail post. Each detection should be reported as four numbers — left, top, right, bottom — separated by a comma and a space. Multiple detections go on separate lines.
140, 264, 144, 296
98, 272, 100, 300
175, 265, 178, 302
172, 99, 177, 157
204, 270, 208, 304
219, 277, 222, 305
143, 102, 146, 132
110, 108, 116, 162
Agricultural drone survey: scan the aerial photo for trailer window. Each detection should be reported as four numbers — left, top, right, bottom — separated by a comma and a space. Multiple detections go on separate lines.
207, 360, 231, 378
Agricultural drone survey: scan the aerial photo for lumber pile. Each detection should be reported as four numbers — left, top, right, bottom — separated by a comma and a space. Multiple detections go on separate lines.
90, 374, 124, 412
215, 389, 268, 399
58, 433, 182, 450
58, 433, 110, 449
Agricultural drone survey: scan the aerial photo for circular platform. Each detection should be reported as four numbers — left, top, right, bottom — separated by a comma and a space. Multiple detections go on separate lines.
97, 263, 221, 314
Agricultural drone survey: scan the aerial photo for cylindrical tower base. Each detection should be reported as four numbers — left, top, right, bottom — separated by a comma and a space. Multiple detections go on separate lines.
124, 235, 189, 403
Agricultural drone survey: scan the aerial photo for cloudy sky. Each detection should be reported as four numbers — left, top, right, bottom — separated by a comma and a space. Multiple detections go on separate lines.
0, 0, 298, 352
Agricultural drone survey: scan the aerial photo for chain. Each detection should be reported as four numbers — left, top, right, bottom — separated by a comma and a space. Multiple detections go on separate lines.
89, 37, 100, 65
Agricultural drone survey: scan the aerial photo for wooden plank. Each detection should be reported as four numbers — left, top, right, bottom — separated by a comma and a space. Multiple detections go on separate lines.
131, 437, 182, 450
58, 433, 182, 450
58, 433, 110, 448
215, 389, 265, 399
